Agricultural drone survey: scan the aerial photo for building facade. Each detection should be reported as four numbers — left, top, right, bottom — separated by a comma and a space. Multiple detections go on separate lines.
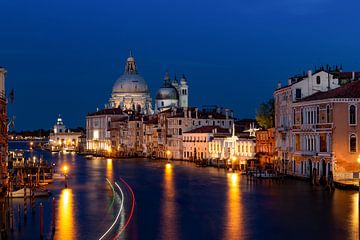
109, 53, 153, 115
291, 80, 360, 181
49, 115, 82, 151
86, 108, 127, 154
182, 125, 256, 170
273, 68, 359, 173
255, 128, 276, 168
0, 68, 7, 191
155, 73, 189, 112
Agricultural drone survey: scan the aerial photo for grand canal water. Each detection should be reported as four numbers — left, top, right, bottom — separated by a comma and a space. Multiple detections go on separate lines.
6, 142, 360, 240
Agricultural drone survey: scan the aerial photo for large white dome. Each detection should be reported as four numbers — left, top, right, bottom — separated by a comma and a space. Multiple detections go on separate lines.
112, 73, 149, 94
112, 52, 150, 95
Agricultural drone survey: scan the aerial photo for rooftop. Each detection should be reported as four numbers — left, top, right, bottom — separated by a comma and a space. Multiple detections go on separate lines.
184, 126, 230, 134
87, 108, 124, 116
301, 79, 360, 102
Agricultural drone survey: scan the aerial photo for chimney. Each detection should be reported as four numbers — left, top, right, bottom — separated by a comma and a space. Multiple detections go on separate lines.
352, 72, 355, 81
277, 82, 282, 89
195, 108, 198, 119
308, 70, 312, 95
225, 109, 229, 119
287, 78, 292, 86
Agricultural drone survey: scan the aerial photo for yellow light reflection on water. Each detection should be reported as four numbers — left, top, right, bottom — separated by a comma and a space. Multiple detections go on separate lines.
56, 189, 76, 240
161, 163, 178, 240
224, 173, 243, 239
350, 193, 359, 240
106, 158, 113, 181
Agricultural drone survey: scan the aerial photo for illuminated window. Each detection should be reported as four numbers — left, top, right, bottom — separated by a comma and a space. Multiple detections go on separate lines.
350, 134, 357, 153
93, 130, 99, 140
349, 105, 356, 125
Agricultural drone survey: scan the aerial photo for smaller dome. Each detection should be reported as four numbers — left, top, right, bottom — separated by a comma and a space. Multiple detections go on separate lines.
156, 86, 179, 100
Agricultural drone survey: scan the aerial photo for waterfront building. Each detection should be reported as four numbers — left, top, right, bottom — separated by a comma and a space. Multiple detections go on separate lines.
155, 73, 188, 112
143, 117, 159, 157
0, 68, 7, 191
109, 115, 128, 156
126, 114, 145, 156
209, 125, 256, 170
49, 115, 82, 151
274, 67, 360, 173
255, 128, 276, 168
182, 124, 256, 170
109, 52, 153, 115
166, 106, 234, 160
291, 80, 360, 181
86, 108, 127, 154
182, 126, 230, 160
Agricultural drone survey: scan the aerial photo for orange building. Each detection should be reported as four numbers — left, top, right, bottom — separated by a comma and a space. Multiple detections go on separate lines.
255, 128, 276, 168
292, 80, 360, 181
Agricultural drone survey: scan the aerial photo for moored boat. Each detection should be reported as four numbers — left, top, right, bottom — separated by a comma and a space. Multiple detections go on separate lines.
9, 187, 50, 198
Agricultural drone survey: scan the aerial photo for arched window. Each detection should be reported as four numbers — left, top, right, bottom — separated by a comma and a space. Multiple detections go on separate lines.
350, 105, 356, 125
326, 105, 331, 123
316, 106, 320, 123
161, 101, 164, 107
316, 76, 321, 84
350, 134, 357, 152
179, 128, 182, 135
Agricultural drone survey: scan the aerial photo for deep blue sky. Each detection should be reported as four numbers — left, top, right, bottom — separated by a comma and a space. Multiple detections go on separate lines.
1, 0, 360, 130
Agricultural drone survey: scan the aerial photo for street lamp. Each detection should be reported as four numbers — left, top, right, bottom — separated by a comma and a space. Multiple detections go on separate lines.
231, 156, 237, 172
63, 165, 69, 188
166, 150, 171, 163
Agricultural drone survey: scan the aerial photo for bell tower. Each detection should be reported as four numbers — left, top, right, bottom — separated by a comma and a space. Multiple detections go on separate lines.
179, 74, 188, 108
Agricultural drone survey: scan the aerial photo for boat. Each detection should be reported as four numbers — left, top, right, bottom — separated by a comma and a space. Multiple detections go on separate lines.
9, 187, 50, 198
52, 173, 66, 180
253, 170, 281, 179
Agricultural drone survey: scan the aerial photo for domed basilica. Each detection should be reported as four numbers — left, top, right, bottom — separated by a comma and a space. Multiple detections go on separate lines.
109, 52, 189, 114
109, 52, 153, 114
155, 72, 188, 112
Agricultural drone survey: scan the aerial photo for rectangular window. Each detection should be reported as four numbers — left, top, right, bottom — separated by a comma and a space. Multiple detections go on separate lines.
296, 134, 300, 151
320, 134, 327, 152
295, 89, 301, 100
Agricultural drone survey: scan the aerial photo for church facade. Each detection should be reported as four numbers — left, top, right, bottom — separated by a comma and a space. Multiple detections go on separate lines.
155, 72, 189, 112
109, 53, 153, 115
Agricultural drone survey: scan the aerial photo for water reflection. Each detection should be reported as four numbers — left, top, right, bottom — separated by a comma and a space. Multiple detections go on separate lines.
224, 173, 243, 239
350, 193, 359, 239
160, 163, 178, 240
56, 189, 76, 240
106, 158, 113, 181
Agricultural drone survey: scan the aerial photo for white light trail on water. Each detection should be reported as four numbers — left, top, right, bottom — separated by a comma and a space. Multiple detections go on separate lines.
98, 180, 124, 240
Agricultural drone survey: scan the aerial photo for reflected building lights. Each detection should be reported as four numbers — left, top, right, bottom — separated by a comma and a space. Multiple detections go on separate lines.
56, 188, 76, 240
224, 173, 243, 239
106, 158, 113, 181
161, 163, 178, 239
350, 193, 359, 240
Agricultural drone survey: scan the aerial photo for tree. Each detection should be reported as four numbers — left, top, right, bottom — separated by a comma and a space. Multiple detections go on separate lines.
256, 98, 274, 129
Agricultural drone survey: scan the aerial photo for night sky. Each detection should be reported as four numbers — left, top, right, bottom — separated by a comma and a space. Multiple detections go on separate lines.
1, 0, 360, 130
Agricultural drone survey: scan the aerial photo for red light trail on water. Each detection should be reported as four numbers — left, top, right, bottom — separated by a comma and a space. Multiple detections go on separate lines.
112, 177, 135, 240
